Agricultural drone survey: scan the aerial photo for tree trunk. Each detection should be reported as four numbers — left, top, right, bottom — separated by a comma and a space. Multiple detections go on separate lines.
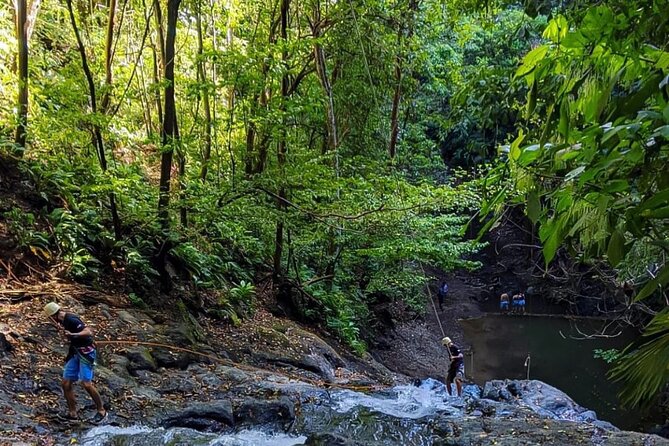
196, 1, 213, 182
152, 0, 166, 128
14, 0, 28, 153
150, 39, 163, 129
100, 0, 117, 113
157, 0, 181, 230
26, 0, 41, 41
388, 0, 419, 159
273, 0, 290, 283
388, 29, 402, 160
65, 0, 122, 240
310, 3, 337, 155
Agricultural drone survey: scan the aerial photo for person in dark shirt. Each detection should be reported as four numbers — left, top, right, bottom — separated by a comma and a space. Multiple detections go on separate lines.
437, 281, 448, 311
43, 302, 107, 423
442, 336, 464, 397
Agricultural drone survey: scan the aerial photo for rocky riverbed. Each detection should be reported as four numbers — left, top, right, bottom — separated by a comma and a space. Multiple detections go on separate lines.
1, 294, 668, 445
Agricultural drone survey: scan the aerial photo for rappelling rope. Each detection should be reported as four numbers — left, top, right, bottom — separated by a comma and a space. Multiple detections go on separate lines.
420, 265, 445, 337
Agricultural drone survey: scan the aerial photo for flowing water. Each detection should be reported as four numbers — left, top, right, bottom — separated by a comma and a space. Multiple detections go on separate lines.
76, 315, 664, 445
81, 426, 308, 445
79, 380, 473, 446
460, 314, 661, 431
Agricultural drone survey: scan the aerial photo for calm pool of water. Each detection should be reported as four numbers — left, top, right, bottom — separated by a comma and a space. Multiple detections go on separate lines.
460, 314, 661, 431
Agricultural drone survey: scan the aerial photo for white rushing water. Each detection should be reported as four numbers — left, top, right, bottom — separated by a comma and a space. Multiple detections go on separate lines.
77, 379, 476, 446
331, 378, 467, 419
81, 425, 307, 446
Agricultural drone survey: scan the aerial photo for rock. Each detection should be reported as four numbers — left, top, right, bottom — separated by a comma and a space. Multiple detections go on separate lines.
198, 372, 222, 387
162, 400, 234, 432
472, 399, 496, 417
215, 366, 249, 383
482, 380, 616, 427
117, 310, 139, 325
134, 370, 154, 383
233, 397, 295, 427
305, 433, 359, 445
287, 327, 346, 369
134, 386, 161, 401
254, 350, 336, 382
95, 366, 134, 394
126, 347, 157, 374
152, 348, 192, 370
106, 354, 132, 378
0, 333, 13, 356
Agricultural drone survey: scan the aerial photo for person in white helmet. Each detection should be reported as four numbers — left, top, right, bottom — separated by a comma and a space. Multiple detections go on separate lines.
43, 302, 107, 424
442, 336, 464, 397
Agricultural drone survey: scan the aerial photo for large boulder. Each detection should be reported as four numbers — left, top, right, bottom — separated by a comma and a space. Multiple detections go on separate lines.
162, 400, 234, 432
125, 347, 157, 374
233, 397, 296, 427
482, 379, 616, 427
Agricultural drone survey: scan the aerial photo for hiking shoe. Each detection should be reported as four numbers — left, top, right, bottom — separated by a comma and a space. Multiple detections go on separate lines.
90, 411, 108, 424
58, 413, 79, 422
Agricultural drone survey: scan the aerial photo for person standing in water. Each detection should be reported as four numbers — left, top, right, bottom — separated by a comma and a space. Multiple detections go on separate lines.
43, 302, 107, 423
442, 336, 464, 397
499, 293, 510, 313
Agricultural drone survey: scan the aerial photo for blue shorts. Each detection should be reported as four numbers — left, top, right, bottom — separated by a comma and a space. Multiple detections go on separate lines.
63, 351, 96, 382
500, 302, 509, 309
518, 299, 525, 306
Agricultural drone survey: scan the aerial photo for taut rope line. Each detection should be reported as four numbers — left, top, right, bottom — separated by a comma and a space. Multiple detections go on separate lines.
420, 265, 445, 337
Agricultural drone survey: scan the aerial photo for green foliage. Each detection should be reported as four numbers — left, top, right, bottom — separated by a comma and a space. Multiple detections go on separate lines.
1, 0, 495, 353
593, 348, 621, 364
128, 292, 148, 309
480, 0, 669, 406
610, 310, 669, 407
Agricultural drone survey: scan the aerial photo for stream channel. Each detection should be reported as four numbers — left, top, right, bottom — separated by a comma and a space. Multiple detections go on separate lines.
73, 316, 664, 445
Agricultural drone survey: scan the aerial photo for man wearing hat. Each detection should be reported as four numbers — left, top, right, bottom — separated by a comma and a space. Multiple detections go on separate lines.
43, 302, 107, 423
442, 336, 464, 397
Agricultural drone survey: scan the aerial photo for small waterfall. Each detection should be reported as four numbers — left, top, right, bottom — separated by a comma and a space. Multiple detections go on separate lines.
331, 378, 470, 419
77, 379, 477, 446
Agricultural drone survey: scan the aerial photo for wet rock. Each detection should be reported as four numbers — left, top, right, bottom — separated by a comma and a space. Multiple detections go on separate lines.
233, 397, 295, 427
471, 399, 496, 417
125, 347, 157, 374
305, 433, 359, 445
162, 400, 234, 432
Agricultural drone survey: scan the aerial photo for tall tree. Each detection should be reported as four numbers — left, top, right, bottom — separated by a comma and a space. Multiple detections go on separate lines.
14, 0, 28, 153
64, 0, 122, 240
309, 0, 338, 154
388, 0, 419, 159
197, 0, 213, 182
272, 0, 290, 282
157, 0, 181, 229
100, 0, 118, 113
